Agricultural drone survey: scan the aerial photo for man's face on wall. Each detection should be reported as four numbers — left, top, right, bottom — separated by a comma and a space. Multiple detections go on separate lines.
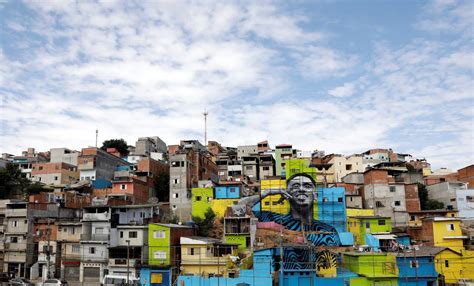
287, 175, 315, 207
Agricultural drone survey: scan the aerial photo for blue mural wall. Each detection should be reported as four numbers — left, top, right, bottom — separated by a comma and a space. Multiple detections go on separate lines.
396, 255, 438, 286
215, 186, 241, 199
140, 268, 171, 286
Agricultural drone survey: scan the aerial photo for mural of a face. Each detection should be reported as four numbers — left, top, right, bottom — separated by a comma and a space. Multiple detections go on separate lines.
287, 175, 315, 208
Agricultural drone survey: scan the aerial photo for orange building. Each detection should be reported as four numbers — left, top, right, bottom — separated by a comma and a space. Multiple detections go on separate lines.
31, 162, 78, 186
458, 164, 474, 189
111, 177, 150, 204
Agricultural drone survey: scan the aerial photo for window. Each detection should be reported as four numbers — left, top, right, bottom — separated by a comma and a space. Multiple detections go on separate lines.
120, 184, 127, 190
173, 193, 179, 199
345, 164, 352, 171
263, 166, 270, 171
365, 222, 370, 228
195, 196, 201, 201
39, 166, 43, 170
153, 251, 166, 259
173, 179, 179, 184
89, 247, 95, 254
467, 196, 474, 203
337, 197, 343, 203
323, 197, 329, 203
376, 201, 384, 208
410, 261, 419, 268
445, 260, 449, 267
447, 224, 455, 231
10, 237, 18, 243
389, 186, 396, 192
68, 227, 75, 235
12, 221, 18, 227
129, 231, 137, 238
120, 231, 123, 238
153, 230, 166, 239
245, 166, 253, 170
264, 202, 270, 206
72, 245, 80, 253
54, 176, 58, 181
188, 248, 195, 255
410, 215, 416, 221
38, 177, 42, 182
378, 219, 386, 225
394, 201, 401, 206
230, 188, 236, 192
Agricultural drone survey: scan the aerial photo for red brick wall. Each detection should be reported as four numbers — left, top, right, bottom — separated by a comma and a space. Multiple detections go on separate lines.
405, 184, 421, 212
364, 169, 389, 185
458, 165, 474, 189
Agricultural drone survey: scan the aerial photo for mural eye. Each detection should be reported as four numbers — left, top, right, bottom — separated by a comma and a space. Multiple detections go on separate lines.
291, 183, 300, 190
303, 183, 312, 189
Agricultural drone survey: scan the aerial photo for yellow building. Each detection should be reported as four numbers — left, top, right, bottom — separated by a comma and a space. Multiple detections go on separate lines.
433, 247, 474, 284
408, 210, 458, 227
180, 236, 238, 277
210, 199, 239, 218
421, 217, 467, 252
347, 208, 375, 218
260, 179, 289, 214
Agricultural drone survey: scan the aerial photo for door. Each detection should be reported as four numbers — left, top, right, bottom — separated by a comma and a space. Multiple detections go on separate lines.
83, 267, 101, 282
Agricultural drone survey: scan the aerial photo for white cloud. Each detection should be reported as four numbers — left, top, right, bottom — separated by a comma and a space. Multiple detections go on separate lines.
328, 82, 356, 97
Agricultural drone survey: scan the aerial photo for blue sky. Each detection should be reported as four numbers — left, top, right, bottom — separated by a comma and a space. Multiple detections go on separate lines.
0, 0, 472, 169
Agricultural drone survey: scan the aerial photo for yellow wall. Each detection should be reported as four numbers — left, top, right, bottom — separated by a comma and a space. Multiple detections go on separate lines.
408, 211, 458, 227
347, 208, 375, 218
435, 249, 474, 284
432, 220, 464, 252
210, 199, 239, 218
181, 244, 236, 277
261, 179, 289, 214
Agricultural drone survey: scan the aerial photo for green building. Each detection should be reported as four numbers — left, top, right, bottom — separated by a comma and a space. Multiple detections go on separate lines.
148, 223, 195, 267
191, 187, 214, 219
344, 252, 398, 286
275, 144, 294, 177
347, 216, 392, 245
285, 158, 317, 181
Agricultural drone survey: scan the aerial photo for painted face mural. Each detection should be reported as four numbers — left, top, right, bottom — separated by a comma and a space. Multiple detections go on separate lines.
287, 174, 315, 208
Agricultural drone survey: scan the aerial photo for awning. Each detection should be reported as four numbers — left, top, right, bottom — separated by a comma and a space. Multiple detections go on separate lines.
372, 234, 397, 240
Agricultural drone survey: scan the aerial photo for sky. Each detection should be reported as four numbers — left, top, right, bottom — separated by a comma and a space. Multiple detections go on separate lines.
0, 0, 473, 170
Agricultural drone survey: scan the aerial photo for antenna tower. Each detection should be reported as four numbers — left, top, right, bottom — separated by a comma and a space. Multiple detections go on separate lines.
203, 110, 208, 147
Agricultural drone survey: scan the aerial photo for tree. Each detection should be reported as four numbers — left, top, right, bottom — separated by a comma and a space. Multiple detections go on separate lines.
101, 138, 129, 156
154, 173, 170, 202
417, 183, 444, 210
0, 163, 48, 199
192, 208, 216, 237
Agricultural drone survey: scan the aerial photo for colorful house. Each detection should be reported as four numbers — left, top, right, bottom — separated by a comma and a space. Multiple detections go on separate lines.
275, 144, 294, 177
214, 183, 240, 199
343, 252, 398, 286
191, 188, 214, 219
180, 237, 239, 278
140, 223, 194, 286
419, 217, 467, 252
318, 187, 347, 234
430, 247, 474, 284
348, 216, 392, 245
285, 159, 317, 181
396, 247, 439, 286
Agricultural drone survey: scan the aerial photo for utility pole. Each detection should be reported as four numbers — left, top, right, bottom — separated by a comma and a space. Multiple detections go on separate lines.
203, 111, 208, 148
46, 218, 51, 280
126, 239, 130, 286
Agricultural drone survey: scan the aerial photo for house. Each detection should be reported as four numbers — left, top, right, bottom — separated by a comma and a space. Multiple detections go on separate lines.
418, 217, 467, 252
343, 252, 398, 286
32, 218, 58, 281
77, 147, 129, 182
327, 154, 365, 183
275, 144, 294, 177
169, 141, 217, 222
191, 188, 214, 219
258, 154, 275, 180
111, 177, 150, 204
140, 223, 195, 286
427, 181, 474, 218
430, 247, 474, 284
458, 164, 474, 189
362, 169, 421, 227
2, 201, 34, 278
347, 216, 392, 246
260, 178, 289, 214
180, 237, 238, 277
57, 222, 82, 282
31, 162, 79, 186
396, 247, 438, 286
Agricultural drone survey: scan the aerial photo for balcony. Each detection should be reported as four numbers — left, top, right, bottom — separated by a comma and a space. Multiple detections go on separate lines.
108, 258, 138, 267
5, 208, 27, 218
80, 233, 110, 242
83, 212, 110, 221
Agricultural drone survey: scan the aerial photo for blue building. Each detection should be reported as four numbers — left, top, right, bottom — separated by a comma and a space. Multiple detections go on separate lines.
177, 248, 274, 286
140, 268, 171, 286
317, 187, 346, 234
215, 185, 241, 199
396, 247, 438, 286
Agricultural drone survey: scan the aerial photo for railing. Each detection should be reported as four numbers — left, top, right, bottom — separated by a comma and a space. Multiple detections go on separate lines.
83, 212, 110, 221
80, 233, 110, 241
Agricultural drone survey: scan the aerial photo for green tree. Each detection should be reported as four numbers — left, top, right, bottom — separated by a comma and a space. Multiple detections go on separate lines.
0, 163, 38, 199
192, 208, 216, 237
418, 183, 444, 210
101, 138, 129, 156
154, 173, 170, 202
